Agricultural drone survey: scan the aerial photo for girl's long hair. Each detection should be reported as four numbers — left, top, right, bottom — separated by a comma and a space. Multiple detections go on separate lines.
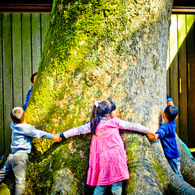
90, 101, 111, 135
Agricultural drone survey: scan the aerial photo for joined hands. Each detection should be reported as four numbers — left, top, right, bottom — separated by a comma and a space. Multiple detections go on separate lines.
53, 134, 62, 142
147, 131, 158, 141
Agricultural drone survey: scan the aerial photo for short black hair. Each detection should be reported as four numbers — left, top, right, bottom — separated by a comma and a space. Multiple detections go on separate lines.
11, 107, 25, 123
164, 105, 178, 122
31, 72, 37, 83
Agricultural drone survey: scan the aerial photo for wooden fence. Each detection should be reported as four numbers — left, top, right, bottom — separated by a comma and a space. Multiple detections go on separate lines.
0, 13, 195, 155
167, 14, 195, 147
0, 13, 50, 155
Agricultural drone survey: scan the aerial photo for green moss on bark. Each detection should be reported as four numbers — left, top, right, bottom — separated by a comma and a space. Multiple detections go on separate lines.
153, 160, 166, 188
0, 183, 10, 195
23, 0, 174, 194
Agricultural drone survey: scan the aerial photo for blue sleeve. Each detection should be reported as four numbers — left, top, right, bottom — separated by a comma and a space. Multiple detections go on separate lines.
22, 102, 28, 111
156, 125, 166, 139
23, 87, 33, 111
167, 94, 173, 103
21, 124, 53, 140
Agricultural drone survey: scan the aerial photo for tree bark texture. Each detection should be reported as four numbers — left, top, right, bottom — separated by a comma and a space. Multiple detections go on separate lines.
1, 0, 195, 194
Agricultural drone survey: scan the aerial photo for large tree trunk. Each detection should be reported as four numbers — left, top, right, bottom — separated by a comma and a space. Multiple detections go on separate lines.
1, 0, 195, 194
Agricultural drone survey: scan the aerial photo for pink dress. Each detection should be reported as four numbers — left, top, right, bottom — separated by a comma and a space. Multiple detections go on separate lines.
87, 117, 129, 186
61, 117, 149, 186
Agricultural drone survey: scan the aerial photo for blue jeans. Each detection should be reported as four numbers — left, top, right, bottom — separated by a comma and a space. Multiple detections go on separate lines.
93, 181, 123, 195
168, 157, 184, 180
0, 152, 28, 195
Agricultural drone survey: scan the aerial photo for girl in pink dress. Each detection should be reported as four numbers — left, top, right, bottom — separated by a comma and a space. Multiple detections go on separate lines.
60, 101, 153, 195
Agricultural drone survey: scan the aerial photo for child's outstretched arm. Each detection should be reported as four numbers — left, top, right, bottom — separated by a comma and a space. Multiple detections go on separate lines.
119, 119, 155, 137
12, 123, 54, 140
60, 122, 91, 140
148, 125, 167, 141
167, 94, 174, 106
119, 119, 149, 133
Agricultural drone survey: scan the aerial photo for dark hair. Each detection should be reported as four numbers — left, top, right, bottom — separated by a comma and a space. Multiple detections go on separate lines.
164, 105, 178, 122
31, 72, 37, 83
110, 101, 116, 113
90, 101, 111, 135
11, 107, 25, 123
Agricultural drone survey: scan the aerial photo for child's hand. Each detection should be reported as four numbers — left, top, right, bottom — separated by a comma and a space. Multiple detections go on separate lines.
147, 131, 158, 141
149, 134, 159, 141
146, 131, 155, 141
53, 134, 62, 142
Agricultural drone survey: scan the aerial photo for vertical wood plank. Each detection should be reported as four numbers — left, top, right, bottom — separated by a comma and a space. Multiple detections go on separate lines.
2, 14, 12, 150
12, 13, 22, 107
186, 15, 195, 148
0, 13, 51, 155
169, 14, 179, 134
22, 13, 32, 104
0, 14, 4, 155
178, 15, 188, 144
166, 40, 170, 94
32, 13, 41, 73
169, 15, 179, 106
41, 13, 50, 52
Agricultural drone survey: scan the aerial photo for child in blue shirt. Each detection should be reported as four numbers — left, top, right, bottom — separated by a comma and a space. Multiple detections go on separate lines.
148, 105, 184, 179
0, 107, 60, 194
23, 72, 37, 111
167, 94, 195, 161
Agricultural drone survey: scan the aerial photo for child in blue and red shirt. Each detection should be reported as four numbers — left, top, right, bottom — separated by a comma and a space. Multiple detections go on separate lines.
148, 105, 183, 179
0, 107, 60, 194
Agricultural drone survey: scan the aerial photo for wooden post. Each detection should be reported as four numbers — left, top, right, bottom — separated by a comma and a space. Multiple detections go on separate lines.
178, 14, 188, 144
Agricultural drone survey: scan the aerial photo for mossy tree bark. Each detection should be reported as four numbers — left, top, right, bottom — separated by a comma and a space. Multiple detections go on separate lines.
1, 0, 195, 194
